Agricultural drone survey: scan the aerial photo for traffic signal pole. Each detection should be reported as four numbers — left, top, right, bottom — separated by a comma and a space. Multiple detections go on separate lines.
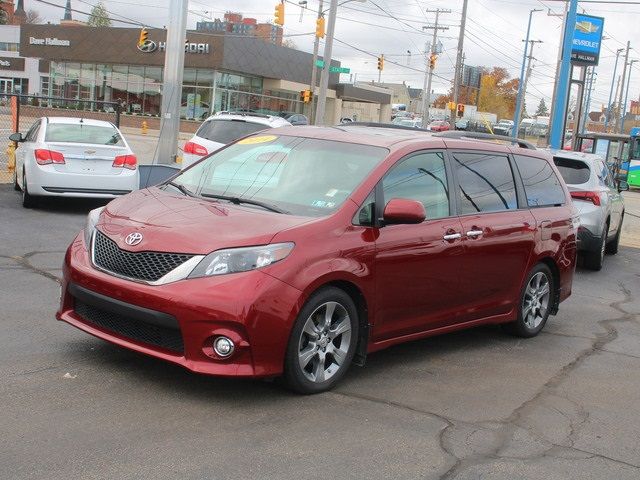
549, 0, 578, 150
154, 0, 188, 164
314, 0, 338, 125
420, 9, 450, 128
309, 0, 323, 124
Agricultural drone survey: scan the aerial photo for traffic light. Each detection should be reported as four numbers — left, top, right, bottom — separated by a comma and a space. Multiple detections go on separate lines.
377, 55, 384, 71
457, 103, 465, 118
274, 2, 285, 26
429, 54, 437, 70
138, 28, 148, 48
316, 17, 325, 38
300, 90, 313, 103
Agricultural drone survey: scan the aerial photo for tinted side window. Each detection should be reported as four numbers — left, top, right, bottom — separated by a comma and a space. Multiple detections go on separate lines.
553, 157, 591, 184
196, 120, 268, 144
382, 152, 450, 219
453, 152, 517, 214
514, 155, 566, 207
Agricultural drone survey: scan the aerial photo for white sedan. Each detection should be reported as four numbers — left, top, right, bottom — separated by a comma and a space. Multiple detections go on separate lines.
12, 117, 139, 208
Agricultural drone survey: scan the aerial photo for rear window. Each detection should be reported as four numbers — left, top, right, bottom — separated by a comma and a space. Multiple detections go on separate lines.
196, 119, 268, 144
514, 155, 565, 207
553, 156, 591, 184
45, 123, 123, 146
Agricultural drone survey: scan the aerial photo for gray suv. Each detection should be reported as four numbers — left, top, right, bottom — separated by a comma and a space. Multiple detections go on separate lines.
553, 151, 628, 270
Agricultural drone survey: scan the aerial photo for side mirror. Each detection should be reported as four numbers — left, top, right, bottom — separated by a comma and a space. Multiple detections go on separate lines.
383, 198, 426, 225
9, 132, 23, 143
618, 181, 629, 192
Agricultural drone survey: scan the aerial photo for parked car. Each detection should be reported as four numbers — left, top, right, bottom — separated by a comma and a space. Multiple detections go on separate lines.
493, 119, 514, 136
391, 117, 423, 128
278, 112, 309, 126
455, 119, 469, 131
11, 117, 138, 208
58, 125, 578, 394
339, 117, 355, 124
182, 112, 291, 169
427, 120, 450, 132
553, 151, 628, 270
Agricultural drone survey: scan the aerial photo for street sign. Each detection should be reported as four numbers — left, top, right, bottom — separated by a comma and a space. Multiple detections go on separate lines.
314, 60, 350, 74
571, 14, 604, 66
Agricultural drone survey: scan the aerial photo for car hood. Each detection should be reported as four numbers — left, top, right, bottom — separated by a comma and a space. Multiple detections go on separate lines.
97, 187, 315, 255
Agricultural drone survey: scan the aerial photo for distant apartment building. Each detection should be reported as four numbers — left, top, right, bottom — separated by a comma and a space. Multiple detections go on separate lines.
196, 12, 283, 46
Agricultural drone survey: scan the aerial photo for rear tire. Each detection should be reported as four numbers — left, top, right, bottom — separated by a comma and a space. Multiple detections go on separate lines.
503, 263, 554, 338
605, 213, 623, 255
283, 287, 359, 394
22, 172, 36, 209
584, 225, 607, 271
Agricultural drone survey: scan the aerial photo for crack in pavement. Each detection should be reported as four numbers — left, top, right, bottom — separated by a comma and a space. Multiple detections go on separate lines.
331, 283, 639, 479
0, 252, 63, 284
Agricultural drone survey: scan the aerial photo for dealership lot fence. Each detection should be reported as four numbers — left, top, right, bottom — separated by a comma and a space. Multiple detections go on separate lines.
0, 94, 121, 183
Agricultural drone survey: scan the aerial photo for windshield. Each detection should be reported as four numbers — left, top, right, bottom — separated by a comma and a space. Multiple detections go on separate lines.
196, 119, 269, 144
45, 123, 124, 145
171, 135, 388, 217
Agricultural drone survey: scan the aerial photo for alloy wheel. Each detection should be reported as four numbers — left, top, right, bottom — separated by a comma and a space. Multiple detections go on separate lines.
522, 272, 551, 329
297, 301, 352, 383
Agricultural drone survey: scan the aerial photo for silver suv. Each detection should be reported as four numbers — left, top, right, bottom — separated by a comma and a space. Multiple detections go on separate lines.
553, 151, 628, 270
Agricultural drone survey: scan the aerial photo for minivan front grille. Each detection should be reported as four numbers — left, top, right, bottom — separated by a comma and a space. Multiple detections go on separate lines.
74, 300, 184, 353
93, 230, 194, 282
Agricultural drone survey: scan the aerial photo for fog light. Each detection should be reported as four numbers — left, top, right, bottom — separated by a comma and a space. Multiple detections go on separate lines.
213, 336, 235, 357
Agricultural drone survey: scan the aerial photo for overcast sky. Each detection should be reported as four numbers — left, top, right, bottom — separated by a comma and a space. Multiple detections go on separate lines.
29, 0, 640, 115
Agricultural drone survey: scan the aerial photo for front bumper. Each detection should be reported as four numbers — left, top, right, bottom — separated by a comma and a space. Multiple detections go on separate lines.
57, 235, 303, 377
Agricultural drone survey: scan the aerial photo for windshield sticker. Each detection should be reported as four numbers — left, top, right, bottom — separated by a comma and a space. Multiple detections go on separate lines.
312, 200, 336, 208
237, 135, 278, 145
325, 189, 338, 197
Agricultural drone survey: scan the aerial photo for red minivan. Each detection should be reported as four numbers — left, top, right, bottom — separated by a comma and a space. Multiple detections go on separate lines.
57, 127, 578, 393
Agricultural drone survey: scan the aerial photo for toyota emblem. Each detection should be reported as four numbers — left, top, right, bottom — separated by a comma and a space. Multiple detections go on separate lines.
124, 232, 143, 246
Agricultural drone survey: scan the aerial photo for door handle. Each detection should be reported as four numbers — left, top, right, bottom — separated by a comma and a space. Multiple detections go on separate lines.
466, 230, 483, 238
443, 233, 462, 241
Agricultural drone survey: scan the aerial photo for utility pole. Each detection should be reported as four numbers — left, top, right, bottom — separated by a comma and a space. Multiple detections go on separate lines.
513, 8, 542, 138
450, 0, 468, 129
581, 68, 597, 134
612, 75, 622, 133
420, 9, 450, 128
155, 0, 188, 164
314, 0, 338, 125
604, 48, 624, 132
308, 0, 324, 124
547, 1, 568, 136
516, 40, 543, 130
616, 41, 631, 133
621, 59, 638, 133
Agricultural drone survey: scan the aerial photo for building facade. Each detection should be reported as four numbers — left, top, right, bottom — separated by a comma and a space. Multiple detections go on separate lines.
0, 25, 40, 95
196, 12, 283, 46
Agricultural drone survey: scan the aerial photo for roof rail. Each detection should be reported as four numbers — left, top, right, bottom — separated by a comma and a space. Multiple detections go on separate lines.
216, 110, 272, 119
434, 131, 537, 150
338, 121, 429, 132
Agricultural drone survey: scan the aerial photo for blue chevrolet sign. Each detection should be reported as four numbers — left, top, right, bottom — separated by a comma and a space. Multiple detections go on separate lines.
571, 14, 604, 66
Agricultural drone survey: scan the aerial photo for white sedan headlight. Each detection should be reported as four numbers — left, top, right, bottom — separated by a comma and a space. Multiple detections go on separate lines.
84, 207, 105, 248
188, 243, 294, 278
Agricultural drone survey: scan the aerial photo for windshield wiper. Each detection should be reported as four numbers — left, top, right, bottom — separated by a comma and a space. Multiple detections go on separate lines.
166, 181, 195, 197
200, 193, 288, 214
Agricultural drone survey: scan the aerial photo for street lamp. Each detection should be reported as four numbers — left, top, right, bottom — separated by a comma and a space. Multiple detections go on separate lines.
605, 48, 625, 132
513, 8, 542, 138
314, 0, 366, 125
621, 59, 638, 133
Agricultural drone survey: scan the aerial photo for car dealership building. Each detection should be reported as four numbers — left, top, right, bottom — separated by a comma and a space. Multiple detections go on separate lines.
13, 24, 391, 125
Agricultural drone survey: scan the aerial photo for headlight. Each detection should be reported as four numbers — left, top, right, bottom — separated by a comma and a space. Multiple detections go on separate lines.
84, 207, 105, 248
188, 242, 294, 278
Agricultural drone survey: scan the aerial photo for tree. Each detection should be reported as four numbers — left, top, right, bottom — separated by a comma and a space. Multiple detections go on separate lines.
25, 9, 43, 24
87, 2, 111, 27
535, 98, 549, 117
477, 67, 519, 120
282, 38, 297, 49
0, 3, 7, 26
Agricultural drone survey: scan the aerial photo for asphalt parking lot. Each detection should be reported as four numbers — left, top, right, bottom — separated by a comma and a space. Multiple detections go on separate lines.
1, 185, 639, 480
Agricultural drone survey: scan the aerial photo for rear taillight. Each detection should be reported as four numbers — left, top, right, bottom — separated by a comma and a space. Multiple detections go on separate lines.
112, 154, 137, 170
184, 141, 208, 156
570, 190, 601, 206
35, 149, 65, 165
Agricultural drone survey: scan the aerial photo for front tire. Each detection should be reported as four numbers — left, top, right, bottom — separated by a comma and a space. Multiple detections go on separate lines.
13, 168, 20, 191
503, 264, 554, 338
283, 287, 359, 394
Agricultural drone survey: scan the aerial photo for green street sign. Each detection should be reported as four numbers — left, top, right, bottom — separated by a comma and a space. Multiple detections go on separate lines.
315, 60, 350, 74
